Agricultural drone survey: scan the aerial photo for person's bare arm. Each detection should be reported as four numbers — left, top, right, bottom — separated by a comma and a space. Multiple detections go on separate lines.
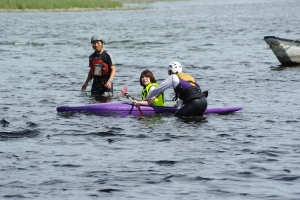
81, 71, 92, 91
105, 65, 116, 89
132, 97, 155, 106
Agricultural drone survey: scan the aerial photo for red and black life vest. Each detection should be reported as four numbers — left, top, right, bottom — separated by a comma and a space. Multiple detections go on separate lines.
89, 51, 110, 78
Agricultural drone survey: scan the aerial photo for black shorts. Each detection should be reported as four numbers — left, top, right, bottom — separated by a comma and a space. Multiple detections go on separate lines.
91, 81, 113, 97
174, 97, 208, 117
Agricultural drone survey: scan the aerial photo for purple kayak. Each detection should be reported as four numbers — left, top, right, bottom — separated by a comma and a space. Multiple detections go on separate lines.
57, 102, 242, 115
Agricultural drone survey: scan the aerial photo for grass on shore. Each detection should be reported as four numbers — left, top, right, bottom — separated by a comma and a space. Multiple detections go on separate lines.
0, 0, 123, 11
118, 0, 178, 3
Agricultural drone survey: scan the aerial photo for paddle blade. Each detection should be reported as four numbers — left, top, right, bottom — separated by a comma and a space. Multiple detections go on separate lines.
119, 91, 124, 97
119, 86, 128, 97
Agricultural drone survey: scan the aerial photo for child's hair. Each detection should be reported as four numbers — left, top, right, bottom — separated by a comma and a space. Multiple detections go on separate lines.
140, 70, 157, 86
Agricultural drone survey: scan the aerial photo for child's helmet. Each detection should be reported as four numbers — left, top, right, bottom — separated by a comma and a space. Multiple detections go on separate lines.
91, 35, 105, 44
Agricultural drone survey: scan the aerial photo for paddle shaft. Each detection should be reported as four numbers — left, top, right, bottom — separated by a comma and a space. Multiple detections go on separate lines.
128, 96, 143, 116
120, 88, 143, 116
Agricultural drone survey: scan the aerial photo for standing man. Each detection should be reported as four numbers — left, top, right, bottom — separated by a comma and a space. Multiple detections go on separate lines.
81, 35, 116, 99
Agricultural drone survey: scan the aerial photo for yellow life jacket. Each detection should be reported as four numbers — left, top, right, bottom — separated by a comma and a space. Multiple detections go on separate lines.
141, 83, 166, 106
176, 73, 196, 87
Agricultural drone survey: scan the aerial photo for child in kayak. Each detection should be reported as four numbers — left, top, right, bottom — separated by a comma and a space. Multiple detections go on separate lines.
131, 70, 166, 106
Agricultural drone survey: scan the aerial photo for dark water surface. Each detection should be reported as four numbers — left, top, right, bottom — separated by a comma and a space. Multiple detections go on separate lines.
1, 0, 300, 199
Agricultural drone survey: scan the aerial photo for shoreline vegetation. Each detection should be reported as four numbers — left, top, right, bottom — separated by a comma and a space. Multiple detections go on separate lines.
0, 0, 176, 11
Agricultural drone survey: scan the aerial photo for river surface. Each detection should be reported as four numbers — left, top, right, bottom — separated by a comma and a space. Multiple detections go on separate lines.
1, 0, 300, 199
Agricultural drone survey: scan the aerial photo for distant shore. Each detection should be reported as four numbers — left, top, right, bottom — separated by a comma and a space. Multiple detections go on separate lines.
0, 0, 178, 12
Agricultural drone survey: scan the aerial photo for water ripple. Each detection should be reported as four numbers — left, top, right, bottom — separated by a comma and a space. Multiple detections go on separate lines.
0, 129, 40, 139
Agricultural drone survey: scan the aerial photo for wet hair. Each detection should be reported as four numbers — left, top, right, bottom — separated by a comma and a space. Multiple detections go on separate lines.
139, 69, 157, 86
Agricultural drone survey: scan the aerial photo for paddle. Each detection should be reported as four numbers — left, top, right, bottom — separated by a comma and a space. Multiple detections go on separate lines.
119, 86, 143, 115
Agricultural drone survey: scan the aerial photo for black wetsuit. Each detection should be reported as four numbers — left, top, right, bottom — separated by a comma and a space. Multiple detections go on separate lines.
175, 97, 207, 117
174, 86, 207, 117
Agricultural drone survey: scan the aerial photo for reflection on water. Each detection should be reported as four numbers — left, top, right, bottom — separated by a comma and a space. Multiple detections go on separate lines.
135, 114, 165, 126
176, 115, 207, 124
94, 96, 114, 103
270, 64, 300, 71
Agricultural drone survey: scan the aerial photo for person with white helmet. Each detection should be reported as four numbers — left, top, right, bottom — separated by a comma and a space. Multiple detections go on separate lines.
81, 34, 116, 100
132, 61, 207, 117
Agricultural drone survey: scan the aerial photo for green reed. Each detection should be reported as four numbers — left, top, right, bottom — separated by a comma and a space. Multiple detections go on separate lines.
0, 0, 123, 10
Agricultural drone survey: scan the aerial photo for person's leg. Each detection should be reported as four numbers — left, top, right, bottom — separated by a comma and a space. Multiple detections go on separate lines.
91, 81, 104, 97
174, 98, 207, 117
92, 81, 114, 97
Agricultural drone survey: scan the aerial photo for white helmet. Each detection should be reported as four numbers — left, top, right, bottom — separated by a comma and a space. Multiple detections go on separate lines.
168, 61, 182, 73
91, 35, 105, 44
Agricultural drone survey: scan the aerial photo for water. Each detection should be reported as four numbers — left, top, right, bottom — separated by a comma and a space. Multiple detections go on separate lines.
1, 0, 300, 199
